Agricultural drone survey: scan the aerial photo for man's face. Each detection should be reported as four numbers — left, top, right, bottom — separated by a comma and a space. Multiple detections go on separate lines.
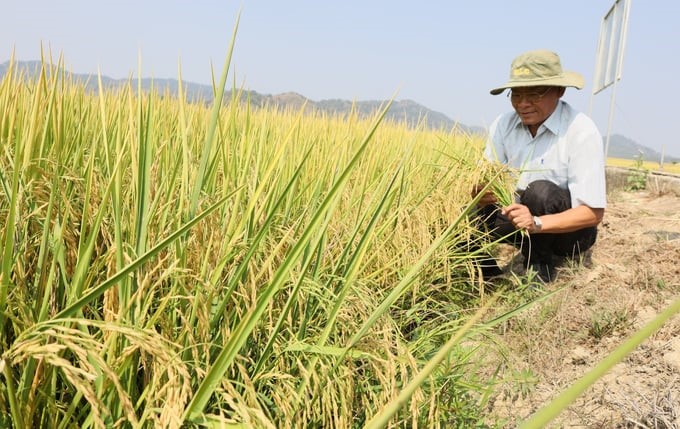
509, 86, 564, 128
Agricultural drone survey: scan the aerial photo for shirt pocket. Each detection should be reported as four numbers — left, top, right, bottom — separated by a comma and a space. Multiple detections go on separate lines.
545, 164, 569, 189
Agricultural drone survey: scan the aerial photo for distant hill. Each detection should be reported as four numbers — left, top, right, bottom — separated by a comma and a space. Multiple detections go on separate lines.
1, 60, 674, 161
604, 134, 677, 163
0, 60, 477, 133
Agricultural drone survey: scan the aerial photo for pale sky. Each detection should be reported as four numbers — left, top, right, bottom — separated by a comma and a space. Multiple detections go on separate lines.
3, 1, 679, 157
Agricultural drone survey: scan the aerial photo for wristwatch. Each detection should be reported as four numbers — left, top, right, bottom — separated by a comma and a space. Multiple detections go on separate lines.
532, 216, 543, 232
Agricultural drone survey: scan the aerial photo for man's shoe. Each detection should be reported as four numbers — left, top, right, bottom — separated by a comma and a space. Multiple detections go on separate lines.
528, 262, 556, 283
479, 260, 504, 281
481, 263, 503, 280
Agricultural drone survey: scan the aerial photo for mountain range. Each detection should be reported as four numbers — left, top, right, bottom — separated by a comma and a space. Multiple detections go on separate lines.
2, 60, 676, 163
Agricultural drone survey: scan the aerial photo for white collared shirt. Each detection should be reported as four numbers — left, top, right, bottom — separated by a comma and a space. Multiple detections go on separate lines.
485, 100, 607, 209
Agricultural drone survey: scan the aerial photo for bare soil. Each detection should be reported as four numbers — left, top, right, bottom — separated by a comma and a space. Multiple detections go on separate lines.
487, 188, 680, 428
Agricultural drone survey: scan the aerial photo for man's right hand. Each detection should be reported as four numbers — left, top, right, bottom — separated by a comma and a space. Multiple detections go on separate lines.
471, 184, 498, 207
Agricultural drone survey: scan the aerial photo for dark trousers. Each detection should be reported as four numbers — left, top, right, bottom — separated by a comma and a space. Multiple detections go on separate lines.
479, 180, 598, 266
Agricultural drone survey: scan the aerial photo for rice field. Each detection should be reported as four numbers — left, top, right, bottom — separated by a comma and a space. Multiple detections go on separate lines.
5, 33, 675, 425
0, 48, 528, 428
607, 157, 680, 175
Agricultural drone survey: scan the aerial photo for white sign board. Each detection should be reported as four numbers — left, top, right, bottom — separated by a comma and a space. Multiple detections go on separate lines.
592, 0, 631, 94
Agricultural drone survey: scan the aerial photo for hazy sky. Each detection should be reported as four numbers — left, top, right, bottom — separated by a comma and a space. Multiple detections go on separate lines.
3, 1, 679, 157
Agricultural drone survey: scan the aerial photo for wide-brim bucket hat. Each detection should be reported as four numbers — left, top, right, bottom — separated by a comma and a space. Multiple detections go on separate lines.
490, 49, 584, 95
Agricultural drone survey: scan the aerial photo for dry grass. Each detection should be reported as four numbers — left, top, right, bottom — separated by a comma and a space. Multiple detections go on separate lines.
484, 189, 680, 428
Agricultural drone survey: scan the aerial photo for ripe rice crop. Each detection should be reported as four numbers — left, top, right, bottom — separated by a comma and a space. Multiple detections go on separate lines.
607, 157, 680, 174
0, 45, 521, 427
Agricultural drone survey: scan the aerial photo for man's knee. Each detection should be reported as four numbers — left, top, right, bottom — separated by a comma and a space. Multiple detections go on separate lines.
520, 180, 571, 215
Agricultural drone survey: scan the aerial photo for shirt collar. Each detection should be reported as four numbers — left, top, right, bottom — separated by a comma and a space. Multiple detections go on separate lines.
511, 100, 565, 136
542, 100, 564, 135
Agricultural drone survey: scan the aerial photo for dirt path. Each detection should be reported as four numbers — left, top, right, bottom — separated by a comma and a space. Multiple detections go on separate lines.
488, 189, 680, 428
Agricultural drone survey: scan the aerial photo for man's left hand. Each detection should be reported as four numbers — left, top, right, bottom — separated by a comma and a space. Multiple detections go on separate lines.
502, 203, 538, 233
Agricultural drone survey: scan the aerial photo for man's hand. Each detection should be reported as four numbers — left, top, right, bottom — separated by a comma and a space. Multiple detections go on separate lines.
471, 184, 498, 207
502, 203, 539, 233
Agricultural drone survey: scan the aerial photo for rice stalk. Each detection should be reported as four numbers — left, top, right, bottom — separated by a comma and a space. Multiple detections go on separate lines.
1, 355, 24, 429
364, 294, 498, 429
188, 12, 240, 219
289, 160, 404, 413
181, 97, 396, 423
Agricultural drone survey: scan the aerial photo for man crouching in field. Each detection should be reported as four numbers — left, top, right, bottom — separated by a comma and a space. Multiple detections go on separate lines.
472, 49, 606, 283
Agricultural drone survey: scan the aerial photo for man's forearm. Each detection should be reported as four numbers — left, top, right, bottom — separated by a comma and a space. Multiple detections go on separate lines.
535, 205, 604, 234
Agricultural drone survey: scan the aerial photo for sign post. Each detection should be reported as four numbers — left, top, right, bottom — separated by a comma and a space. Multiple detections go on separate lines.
589, 0, 632, 158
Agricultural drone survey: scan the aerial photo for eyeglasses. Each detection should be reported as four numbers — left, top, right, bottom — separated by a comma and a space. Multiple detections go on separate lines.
508, 87, 553, 103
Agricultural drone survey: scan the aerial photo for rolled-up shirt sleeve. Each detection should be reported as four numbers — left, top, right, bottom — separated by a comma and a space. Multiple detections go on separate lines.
566, 113, 607, 208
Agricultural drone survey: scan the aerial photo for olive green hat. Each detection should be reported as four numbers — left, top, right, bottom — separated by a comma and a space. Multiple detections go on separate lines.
490, 49, 584, 95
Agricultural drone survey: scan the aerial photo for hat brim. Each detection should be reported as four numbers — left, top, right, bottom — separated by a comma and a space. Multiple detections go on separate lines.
489, 71, 584, 95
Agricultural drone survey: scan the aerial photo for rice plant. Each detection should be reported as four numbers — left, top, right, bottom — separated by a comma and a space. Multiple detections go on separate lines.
0, 47, 517, 427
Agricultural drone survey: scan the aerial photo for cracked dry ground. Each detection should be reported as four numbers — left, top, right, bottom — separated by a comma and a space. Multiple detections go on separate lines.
487, 189, 680, 428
